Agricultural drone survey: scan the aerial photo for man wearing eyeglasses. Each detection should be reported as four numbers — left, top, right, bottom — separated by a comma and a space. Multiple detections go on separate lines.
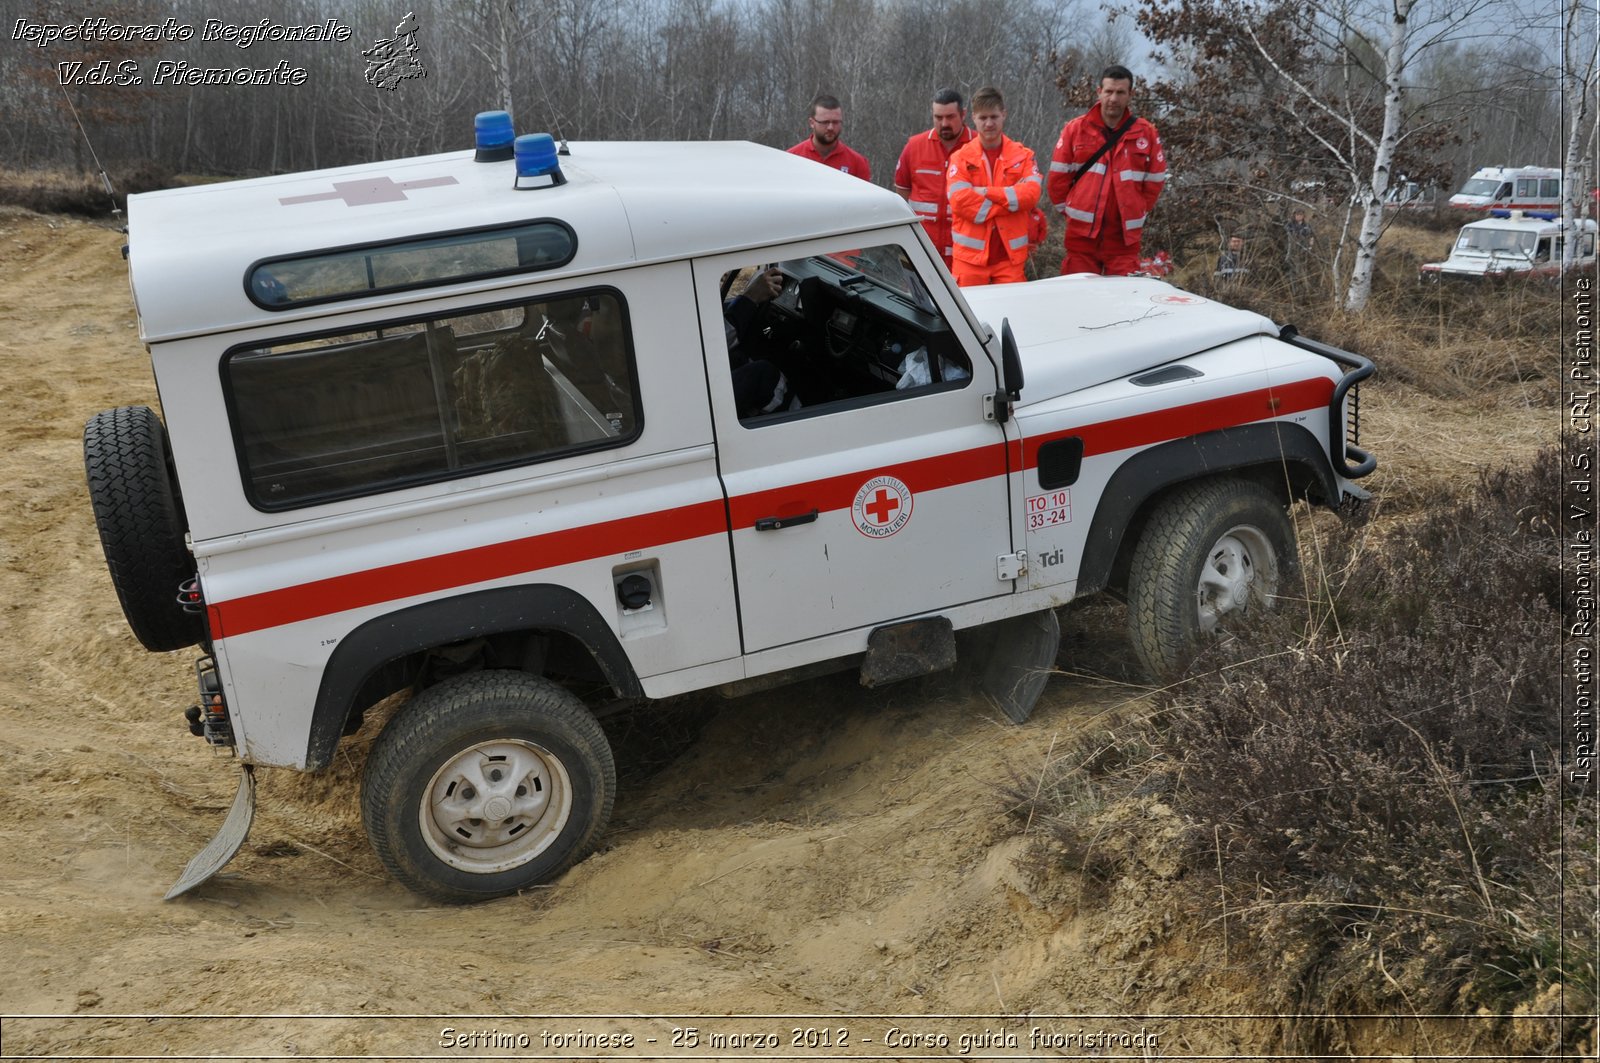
787, 93, 872, 182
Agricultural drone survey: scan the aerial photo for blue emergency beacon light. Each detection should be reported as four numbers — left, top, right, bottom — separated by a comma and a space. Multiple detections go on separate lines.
514, 133, 566, 189
474, 111, 515, 162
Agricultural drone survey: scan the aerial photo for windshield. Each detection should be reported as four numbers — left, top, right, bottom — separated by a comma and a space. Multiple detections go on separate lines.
1456, 227, 1535, 255
1458, 178, 1503, 197
824, 246, 939, 314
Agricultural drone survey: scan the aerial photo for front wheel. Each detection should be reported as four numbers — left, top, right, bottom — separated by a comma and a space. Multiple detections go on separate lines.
1126, 478, 1297, 681
361, 672, 615, 904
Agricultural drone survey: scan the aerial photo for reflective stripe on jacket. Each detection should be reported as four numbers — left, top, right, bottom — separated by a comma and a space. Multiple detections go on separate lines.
1047, 105, 1166, 244
946, 136, 1043, 268
895, 127, 975, 259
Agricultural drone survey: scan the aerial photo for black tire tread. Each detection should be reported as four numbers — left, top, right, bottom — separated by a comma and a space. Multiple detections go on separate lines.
1126, 477, 1295, 681
361, 671, 616, 904
82, 406, 204, 652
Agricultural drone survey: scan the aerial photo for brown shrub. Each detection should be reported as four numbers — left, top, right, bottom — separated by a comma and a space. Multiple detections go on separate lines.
1008, 448, 1591, 1046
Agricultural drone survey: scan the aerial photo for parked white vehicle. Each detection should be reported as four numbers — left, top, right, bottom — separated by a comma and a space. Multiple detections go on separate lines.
86, 116, 1375, 904
1384, 179, 1436, 210
1419, 210, 1598, 281
1449, 166, 1564, 212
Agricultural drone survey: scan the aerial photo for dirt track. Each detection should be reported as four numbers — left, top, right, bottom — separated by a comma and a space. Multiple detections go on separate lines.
0, 208, 1556, 1059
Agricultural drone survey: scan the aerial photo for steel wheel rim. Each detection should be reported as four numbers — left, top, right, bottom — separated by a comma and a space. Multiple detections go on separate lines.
1196, 524, 1277, 634
420, 739, 574, 874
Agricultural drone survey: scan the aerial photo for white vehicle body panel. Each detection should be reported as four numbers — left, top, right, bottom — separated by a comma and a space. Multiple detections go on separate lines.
961, 277, 1279, 401
114, 137, 1368, 775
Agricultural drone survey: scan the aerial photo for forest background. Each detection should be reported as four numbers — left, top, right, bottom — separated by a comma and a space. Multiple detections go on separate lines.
3, 0, 1584, 232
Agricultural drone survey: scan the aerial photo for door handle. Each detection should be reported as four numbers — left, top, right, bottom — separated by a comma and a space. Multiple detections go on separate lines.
754, 508, 819, 531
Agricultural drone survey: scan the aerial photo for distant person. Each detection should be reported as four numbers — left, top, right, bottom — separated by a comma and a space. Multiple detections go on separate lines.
1285, 210, 1315, 287
1048, 64, 1166, 276
945, 86, 1043, 287
1215, 234, 1247, 280
1286, 209, 1315, 255
894, 88, 976, 269
787, 94, 872, 181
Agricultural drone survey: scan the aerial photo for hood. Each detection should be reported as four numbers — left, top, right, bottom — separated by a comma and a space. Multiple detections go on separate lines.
961, 275, 1279, 403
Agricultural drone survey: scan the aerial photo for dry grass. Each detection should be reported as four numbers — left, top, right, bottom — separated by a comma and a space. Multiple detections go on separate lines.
1008, 449, 1586, 1051
1003, 222, 1581, 1050
0, 163, 180, 216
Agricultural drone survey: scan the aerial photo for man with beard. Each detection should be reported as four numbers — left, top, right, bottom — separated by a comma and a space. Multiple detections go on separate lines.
787, 93, 872, 181
1048, 65, 1167, 276
894, 88, 976, 269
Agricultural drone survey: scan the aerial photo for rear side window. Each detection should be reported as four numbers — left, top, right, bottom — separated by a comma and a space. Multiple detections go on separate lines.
225, 289, 638, 509
247, 221, 575, 309
1541, 178, 1561, 197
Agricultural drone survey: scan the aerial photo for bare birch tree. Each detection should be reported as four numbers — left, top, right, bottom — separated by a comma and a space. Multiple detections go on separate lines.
1562, 0, 1598, 266
1140, 0, 1515, 311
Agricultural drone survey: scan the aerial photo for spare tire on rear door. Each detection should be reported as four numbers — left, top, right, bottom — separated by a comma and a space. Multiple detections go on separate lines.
83, 406, 206, 652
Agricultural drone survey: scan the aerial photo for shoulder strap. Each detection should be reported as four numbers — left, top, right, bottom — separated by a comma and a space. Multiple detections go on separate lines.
1065, 114, 1136, 193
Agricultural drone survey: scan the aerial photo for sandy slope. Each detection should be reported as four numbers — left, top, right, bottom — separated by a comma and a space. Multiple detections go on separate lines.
0, 208, 1554, 1059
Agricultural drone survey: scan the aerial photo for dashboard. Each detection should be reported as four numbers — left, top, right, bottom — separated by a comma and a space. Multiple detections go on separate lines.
757, 256, 968, 402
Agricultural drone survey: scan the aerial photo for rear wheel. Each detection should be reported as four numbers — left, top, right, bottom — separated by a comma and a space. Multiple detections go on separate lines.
82, 406, 204, 652
361, 671, 615, 904
1127, 478, 1296, 681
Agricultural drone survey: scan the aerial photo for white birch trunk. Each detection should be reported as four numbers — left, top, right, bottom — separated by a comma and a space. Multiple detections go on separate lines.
1343, 0, 1412, 312
494, 1, 515, 117
1562, 0, 1596, 268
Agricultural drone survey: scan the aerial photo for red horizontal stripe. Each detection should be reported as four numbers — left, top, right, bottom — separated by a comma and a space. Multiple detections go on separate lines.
208, 499, 729, 639
727, 441, 1009, 528
1022, 378, 1333, 468
207, 377, 1334, 639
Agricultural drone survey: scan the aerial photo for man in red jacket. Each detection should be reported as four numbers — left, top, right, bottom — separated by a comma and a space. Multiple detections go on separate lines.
1048, 65, 1167, 276
787, 93, 872, 181
946, 86, 1043, 287
894, 88, 976, 269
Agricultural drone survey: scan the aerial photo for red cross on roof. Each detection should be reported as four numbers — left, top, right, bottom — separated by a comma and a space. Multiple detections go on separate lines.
279, 175, 459, 208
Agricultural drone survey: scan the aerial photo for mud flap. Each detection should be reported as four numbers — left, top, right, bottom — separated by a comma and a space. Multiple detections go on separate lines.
860, 616, 957, 687
979, 608, 1060, 724
164, 764, 255, 900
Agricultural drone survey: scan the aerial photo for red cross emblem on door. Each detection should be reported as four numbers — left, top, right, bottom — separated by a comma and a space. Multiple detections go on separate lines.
853, 475, 913, 538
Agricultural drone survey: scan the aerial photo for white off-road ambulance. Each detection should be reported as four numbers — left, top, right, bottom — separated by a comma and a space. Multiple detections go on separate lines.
1419, 210, 1597, 281
87, 117, 1375, 904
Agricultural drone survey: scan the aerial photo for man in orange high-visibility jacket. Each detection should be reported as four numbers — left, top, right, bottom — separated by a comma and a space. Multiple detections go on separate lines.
946, 86, 1043, 287
894, 88, 976, 270
1047, 64, 1167, 277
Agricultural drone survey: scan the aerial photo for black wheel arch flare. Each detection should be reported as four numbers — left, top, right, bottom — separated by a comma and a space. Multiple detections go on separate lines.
1074, 421, 1337, 598
305, 584, 642, 770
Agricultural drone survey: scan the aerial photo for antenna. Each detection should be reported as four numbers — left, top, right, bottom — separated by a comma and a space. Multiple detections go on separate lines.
56, 82, 121, 219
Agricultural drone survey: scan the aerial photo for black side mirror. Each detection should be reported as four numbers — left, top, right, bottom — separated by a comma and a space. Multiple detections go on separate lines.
1001, 318, 1024, 399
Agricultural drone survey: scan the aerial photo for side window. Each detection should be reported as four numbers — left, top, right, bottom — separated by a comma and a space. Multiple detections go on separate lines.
1542, 178, 1561, 198
226, 289, 638, 509
1585, 234, 1596, 257
1497, 182, 1512, 200
718, 243, 971, 424
1516, 178, 1538, 198
1535, 238, 1551, 263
